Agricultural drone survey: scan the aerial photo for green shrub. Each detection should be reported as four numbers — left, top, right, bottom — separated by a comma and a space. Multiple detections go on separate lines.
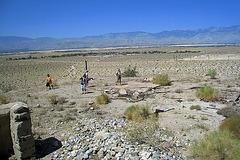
0, 95, 8, 104
190, 105, 202, 111
124, 105, 149, 122
122, 65, 138, 77
96, 94, 110, 104
195, 86, 220, 101
219, 114, 240, 140
217, 105, 240, 118
189, 130, 240, 160
208, 69, 217, 79
152, 74, 171, 86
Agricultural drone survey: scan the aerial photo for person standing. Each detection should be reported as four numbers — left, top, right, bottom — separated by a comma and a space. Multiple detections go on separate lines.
80, 77, 86, 94
116, 69, 122, 85
83, 70, 89, 86
46, 74, 53, 90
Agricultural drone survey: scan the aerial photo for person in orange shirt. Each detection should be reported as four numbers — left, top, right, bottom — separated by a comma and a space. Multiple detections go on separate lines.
46, 74, 53, 90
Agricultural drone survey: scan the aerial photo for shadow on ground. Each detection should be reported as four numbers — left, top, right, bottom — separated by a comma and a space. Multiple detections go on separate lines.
35, 137, 62, 158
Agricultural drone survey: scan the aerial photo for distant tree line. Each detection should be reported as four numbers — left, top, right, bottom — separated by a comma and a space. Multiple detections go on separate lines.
6, 50, 168, 61
172, 50, 201, 53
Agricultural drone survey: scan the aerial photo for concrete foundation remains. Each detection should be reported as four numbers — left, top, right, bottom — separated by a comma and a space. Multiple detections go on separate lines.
0, 103, 13, 158
10, 102, 35, 159
0, 102, 35, 160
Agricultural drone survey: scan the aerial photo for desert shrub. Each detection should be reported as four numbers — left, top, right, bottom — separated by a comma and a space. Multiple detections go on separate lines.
47, 94, 58, 106
217, 105, 240, 118
189, 130, 240, 160
152, 74, 171, 86
58, 109, 76, 122
55, 105, 64, 111
195, 86, 220, 101
96, 94, 110, 104
39, 109, 47, 115
126, 116, 170, 146
61, 114, 75, 122
122, 65, 138, 77
124, 105, 149, 122
208, 69, 217, 79
47, 94, 68, 106
219, 114, 240, 140
175, 89, 183, 93
58, 97, 67, 105
0, 95, 8, 104
190, 105, 201, 111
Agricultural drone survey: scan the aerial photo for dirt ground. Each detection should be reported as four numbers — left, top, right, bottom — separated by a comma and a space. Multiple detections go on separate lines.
1, 49, 240, 158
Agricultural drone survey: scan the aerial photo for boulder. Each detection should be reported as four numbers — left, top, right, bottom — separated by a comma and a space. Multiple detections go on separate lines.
119, 88, 127, 95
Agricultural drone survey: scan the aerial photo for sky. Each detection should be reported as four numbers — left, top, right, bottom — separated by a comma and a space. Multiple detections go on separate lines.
0, 0, 239, 38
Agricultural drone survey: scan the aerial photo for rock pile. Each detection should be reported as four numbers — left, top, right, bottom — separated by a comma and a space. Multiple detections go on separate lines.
48, 116, 190, 160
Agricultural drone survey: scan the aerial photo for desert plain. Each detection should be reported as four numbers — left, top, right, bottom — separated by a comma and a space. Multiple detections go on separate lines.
1, 45, 240, 159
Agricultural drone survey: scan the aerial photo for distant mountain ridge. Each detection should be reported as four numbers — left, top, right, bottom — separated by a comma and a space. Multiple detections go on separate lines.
0, 25, 240, 52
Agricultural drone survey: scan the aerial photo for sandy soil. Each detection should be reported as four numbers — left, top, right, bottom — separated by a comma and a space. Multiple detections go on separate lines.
2, 52, 240, 158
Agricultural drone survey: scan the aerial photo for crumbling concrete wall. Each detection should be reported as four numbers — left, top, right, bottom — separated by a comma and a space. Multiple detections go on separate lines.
0, 103, 13, 158
10, 102, 35, 160
0, 102, 35, 160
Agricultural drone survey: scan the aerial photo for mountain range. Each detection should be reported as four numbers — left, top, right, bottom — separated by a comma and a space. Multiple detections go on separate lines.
0, 25, 240, 52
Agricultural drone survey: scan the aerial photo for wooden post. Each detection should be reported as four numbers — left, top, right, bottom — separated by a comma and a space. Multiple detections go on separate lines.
85, 60, 87, 71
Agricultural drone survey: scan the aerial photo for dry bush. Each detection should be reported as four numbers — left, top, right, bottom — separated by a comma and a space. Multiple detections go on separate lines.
219, 114, 240, 140
217, 105, 240, 118
189, 130, 240, 160
175, 89, 183, 93
58, 97, 67, 105
39, 109, 48, 115
122, 65, 138, 77
126, 116, 170, 146
47, 94, 67, 106
55, 105, 64, 111
58, 109, 77, 122
152, 74, 171, 86
47, 94, 58, 106
190, 105, 202, 111
124, 105, 149, 122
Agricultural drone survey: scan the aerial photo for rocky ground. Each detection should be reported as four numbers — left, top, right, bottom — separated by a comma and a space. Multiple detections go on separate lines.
2, 51, 240, 159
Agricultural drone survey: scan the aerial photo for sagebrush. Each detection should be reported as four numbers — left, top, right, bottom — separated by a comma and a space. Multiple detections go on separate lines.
122, 65, 138, 77
96, 94, 110, 104
152, 74, 171, 86
0, 95, 8, 104
126, 116, 172, 147
124, 105, 149, 122
190, 105, 201, 111
219, 114, 240, 140
189, 130, 240, 160
195, 86, 220, 101
208, 69, 217, 79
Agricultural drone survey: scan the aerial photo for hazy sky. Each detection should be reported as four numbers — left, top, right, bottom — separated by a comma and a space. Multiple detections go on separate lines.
0, 0, 239, 38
